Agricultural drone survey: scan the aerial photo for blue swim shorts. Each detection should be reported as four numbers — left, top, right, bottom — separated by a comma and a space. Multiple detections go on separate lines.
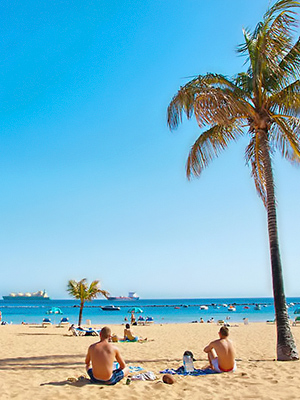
87, 368, 124, 385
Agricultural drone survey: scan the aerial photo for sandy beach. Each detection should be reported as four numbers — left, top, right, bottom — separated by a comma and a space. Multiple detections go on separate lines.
1, 322, 300, 399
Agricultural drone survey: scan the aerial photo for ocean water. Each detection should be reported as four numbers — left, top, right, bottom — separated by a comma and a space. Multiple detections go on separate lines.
1, 297, 300, 325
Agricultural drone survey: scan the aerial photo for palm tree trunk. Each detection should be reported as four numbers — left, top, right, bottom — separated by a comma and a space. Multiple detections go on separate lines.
78, 302, 84, 327
261, 133, 298, 361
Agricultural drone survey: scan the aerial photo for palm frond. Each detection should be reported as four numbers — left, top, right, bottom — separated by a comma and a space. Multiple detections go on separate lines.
264, 0, 300, 21
167, 74, 248, 130
193, 87, 252, 128
186, 123, 244, 178
279, 38, 300, 80
235, 72, 254, 97
268, 79, 300, 115
270, 115, 300, 162
237, 1, 299, 98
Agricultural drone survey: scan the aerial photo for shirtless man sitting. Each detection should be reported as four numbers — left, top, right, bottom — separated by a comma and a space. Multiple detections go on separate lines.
85, 326, 129, 385
203, 326, 236, 373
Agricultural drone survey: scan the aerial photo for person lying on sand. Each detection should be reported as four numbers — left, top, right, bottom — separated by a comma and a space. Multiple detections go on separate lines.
203, 326, 236, 373
85, 326, 129, 385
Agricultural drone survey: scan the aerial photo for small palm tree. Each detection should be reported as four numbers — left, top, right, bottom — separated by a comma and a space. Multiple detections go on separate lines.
167, 0, 300, 360
67, 278, 109, 326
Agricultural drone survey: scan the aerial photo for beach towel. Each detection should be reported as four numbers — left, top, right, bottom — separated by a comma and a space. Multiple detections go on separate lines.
131, 371, 156, 381
160, 366, 217, 376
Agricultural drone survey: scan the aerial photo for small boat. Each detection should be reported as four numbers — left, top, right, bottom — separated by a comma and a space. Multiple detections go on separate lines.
244, 306, 249, 309
101, 305, 121, 311
222, 304, 228, 308
174, 306, 180, 309
200, 305, 208, 310
228, 305, 236, 312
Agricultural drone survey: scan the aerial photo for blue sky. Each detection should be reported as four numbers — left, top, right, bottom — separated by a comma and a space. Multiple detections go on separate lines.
0, 0, 299, 299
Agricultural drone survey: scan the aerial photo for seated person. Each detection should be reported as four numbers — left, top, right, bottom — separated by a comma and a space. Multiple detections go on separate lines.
85, 326, 129, 385
123, 323, 139, 341
203, 326, 236, 373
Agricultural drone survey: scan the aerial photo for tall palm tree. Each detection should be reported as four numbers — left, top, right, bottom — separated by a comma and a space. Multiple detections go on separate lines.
167, 0, 300, 360
67, 278, 109, 326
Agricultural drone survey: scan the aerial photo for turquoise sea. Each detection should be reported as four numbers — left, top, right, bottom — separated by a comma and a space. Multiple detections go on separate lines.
1, 297, 300, 325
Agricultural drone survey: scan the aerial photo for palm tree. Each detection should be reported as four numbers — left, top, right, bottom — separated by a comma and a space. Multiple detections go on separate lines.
167, 0, 300, 361
67, 278, 109, 326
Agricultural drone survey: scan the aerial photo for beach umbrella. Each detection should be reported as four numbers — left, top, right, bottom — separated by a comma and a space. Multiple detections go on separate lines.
127, 307, 143, 313
46, 307, 63, 315
294, 308, 300, 314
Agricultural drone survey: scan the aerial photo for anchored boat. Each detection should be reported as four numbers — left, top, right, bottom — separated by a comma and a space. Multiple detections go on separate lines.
101, 305, 121, 311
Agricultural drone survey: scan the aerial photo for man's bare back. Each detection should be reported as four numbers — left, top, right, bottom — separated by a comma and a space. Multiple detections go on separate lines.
85, 326, 129, 383
204, 326, 236, 372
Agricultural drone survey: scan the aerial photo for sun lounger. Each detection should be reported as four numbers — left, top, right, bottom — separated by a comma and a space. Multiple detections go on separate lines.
145, 317, 154, 325
57, 317, 70, 327
266, 319, 276, 324
292, 317, 300, 326
69, 324, 101, 336
137, 316, 146, 326
42, 318, 52, 327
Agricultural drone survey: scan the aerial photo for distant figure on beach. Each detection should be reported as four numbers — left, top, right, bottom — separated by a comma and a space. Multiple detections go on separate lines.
123, 323, 138, 341
85, 326, 129, 385
131, 311, 136, 325
200, 318, 204, 323
203, 326, 236, 373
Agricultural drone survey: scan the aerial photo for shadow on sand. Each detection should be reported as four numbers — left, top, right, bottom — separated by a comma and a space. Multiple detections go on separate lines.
40, 377, 92, 387
0, 354, 85, 370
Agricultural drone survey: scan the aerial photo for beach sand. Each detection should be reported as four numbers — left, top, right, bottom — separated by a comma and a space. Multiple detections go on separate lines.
1, 322, 300, 399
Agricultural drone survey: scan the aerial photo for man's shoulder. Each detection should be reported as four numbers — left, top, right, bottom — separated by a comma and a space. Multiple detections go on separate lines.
210, 338, 220, 346
89, 342, 98, 350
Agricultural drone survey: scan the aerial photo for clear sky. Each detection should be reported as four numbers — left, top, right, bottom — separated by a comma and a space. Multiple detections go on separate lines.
0, 0, 299, 299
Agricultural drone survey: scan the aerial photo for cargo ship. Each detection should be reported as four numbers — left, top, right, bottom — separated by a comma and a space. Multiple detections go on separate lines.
2, 290, 50, 300
107, 292, 139, 301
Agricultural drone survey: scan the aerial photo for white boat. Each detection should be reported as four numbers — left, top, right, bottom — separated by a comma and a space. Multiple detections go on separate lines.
228, 305, 236, 312
200, 305, 208, 310
101, 305, 121, 311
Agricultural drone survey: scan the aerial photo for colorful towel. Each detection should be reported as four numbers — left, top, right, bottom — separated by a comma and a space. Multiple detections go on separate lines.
129, 366, 144, 372
160, 366, 217, 376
